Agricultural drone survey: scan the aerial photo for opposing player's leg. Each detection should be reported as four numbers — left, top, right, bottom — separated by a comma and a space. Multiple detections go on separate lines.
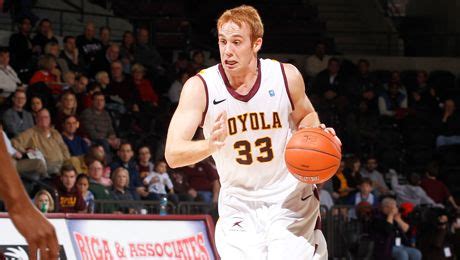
267, 183, 328, 260
215, 193, 268, 259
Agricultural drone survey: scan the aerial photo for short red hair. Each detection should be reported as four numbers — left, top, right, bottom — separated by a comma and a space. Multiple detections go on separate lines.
217, 5, 264, 43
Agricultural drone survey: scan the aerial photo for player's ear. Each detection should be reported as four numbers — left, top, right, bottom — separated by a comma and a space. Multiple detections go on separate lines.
253, 37, 262, 52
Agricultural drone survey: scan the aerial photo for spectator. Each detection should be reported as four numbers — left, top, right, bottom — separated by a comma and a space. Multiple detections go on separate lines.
318, 182, 334, 211
55, 165, 86, 213
99, 26, 112, 52
1, 122, 47, 180
60, 36, 86, 74
33, 189, 55, 213
44, 42, 69, 77
72, 74, 89, 113
178, 161, 220, 204
12, 108, 71, 174
29, 54, 63, 96
29, 95, 45, 119
170, 171, 195, 202
390, 172, 440, 207
87, 159, 114, 213
61, 115, 89, 157
110, 167, 139, 214
143, 160, 177, 203
131, 63, 159, 106
62, 71, 76, 90
421, 161, 459, 210
168, 70, 189, 105
332, 160, 353, 202
109, 142, 142, 194
419, 209, 456, 260
91, 43, 120, 77
0, 47, 23, 101
54, 91, 78, 131
436, 99, 460, 147
76, 21, 102, 65
107, 60, 136, 105
409, 70, 429, 95
378, 82, 408, 118
133, 27, 163, 75
2, 89, 34, 137
313, 57, 346, 100
95, 70, 110, 92
80, 91, 120, 151
372, 197, 422, 260
304, 41, 330, 78
120, 31, 135, 74
343, 156, 363, 190
360, 156, 389, 197
31, 19, 58, 55
84, 146, 111, 185
9, 17, 33, 80
349, 178, 377, 207
189, 50, 206, 74
137, 145, 154, 181
353, 59, 379, 111
76, 174, 95, 213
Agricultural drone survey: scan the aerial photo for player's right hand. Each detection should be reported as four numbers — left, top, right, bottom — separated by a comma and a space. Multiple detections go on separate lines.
208, 111, 228, 153
9, 203, 59, 260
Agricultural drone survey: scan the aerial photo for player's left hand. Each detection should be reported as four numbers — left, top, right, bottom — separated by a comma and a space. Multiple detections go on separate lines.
319, 124, 342, 146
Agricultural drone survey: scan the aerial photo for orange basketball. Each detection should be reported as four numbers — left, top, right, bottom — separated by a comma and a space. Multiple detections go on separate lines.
285, 128, 342, 184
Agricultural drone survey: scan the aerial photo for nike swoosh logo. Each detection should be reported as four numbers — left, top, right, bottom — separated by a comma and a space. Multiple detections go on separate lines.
213, 98, 226, 105
301, 194, 313, 201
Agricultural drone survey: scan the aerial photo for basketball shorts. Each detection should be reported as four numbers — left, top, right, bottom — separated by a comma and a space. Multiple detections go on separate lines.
215, 183, 327, 259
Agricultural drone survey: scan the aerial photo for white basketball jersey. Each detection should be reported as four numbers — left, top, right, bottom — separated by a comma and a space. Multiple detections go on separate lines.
200, 58, 300, 203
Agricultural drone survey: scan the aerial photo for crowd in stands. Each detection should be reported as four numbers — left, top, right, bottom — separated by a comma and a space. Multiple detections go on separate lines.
0, 14, 459, 259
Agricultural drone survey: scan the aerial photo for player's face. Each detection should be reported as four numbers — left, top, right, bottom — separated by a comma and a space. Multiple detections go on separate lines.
218, 21, 261, 72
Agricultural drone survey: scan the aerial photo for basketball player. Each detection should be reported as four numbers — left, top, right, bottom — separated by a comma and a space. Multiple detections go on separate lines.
165, 5, 340, 259
0, 132, 59, 259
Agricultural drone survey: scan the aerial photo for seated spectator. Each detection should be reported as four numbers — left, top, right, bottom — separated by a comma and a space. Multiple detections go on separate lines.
82, 144, 111, 176
353, 59, 380, 111
409, 70, 429, 95
86, 157, 111, 187
80, 91, 120, 151
72, 74, 89, 113
349, 178, 377, 207
110, 167, 139, 214
313, 57, 346, 100
318, 182, 334, 211
0, 47, 23, 101
107, 60, 136, 106
360, 156, 390, 197
76, 21, 102, 65
2, 89, 34, 137
378, 82, 408, 119
44, 42, 69, 78
54, 165, 86, 213
99, 26, 112, 52
143, 160, 178, 204
87, 159, 114, 213
390, 171, 441, 207
110, 142, 143, 195
31, 19, 58, 55
372, 197, 422, 260
168, 71, 189, 105
132, 63, 159, 107
33, 189, 55, 213
60, 36, 86, 74
419, 209, 456, 260
178, 161, 220, 204
29, 54, 63, 96
332, 160, 353, 203
9, 17, 33, 81
76, 174, 95, 213
386, 71, 408, 97
2, 122, 47, 180
133, 27, 163, 75
421, 161, 459, 210
91, 43, 120, 77
95, 70, 110, 92
62, 71, 76, 90
436, 99, 460, 148
170, 171, 195, 202
120, 31, 135, 74
343, 156, 363, 190
12, 108, 71, 174
189, 50, 206, 74
304, 41, 330, 79
137, 145, 154, 181
61, 115, 89, 157
29, 95, 45, 119
54, 91, 78, 131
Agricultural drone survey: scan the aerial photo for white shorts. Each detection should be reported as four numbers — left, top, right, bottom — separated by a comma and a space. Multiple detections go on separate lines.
215, 183, 327, 260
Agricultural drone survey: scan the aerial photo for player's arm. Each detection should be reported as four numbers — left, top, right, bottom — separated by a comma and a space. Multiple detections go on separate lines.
0, 131, 59, 260
284, 63, 320, 128
165, 76, 227, 168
